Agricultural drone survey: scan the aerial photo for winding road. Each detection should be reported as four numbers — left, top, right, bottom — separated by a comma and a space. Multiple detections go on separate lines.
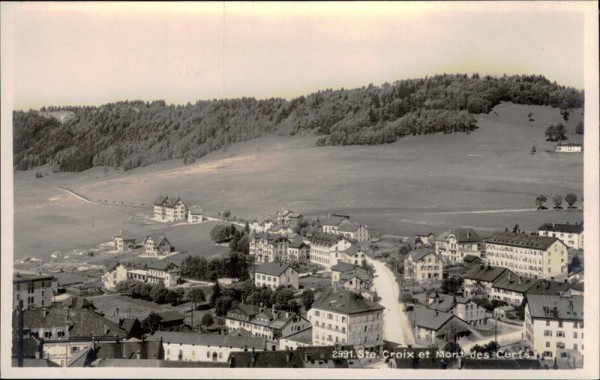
368, 256, 416, 347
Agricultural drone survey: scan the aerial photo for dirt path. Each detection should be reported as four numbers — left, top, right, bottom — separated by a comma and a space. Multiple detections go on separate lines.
368, 256, 415, 347
58, 187, 97, 204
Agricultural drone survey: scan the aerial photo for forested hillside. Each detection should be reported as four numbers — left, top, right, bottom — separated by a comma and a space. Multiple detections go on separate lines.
13, 74, 584, 172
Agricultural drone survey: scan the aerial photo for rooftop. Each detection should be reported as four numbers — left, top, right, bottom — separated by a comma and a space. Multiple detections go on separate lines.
307, 232, 346, 246
188, 205, 204, 214
463, 265, 508, 283
114, 229, 136, 240
281, 327, 312, 345
156, 311, 184, 323
436, 228, 481, 243
526, 294, 583, 321
312, 288, 384, 315
330, 262, 359, 273
491, 271, 535, 293
485, 232, 560, 250
412, 306, 455, 331
408, 249, 437, 263
147, 260, 178, 271
255, 262, 295, 277
13, 273, 55, 284
538, 222, 583, 234
149, 331, 266, 350
153, 195, 182, 207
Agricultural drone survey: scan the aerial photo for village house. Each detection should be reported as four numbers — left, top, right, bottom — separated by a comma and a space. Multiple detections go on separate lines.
411, 306, 471, 347
287, 236, 310, 261
524, 292, 583, 364
435, 229, 481, 264
426, 291, 487, 325
126, 261, 180, 288
156, 311, 185, 330
13, 273, 56, 309
331, 262, 372, 295
320, 214, 351, 234
489, 270, 536, 306
149, 331, 266, 363
224, 304, 311, 343
153, 195, 186, 222
187, 205, 205, 223
404, 250, 443, 283
144, 234, 174, 257
537, 222, 584, 250
278, 327, 313, 351
340, 245, 367, 266
13, 306, 127, 366
337, 223, 370, 243
414, 233, 436, 248
254, 263, 300, 290
269, 224, 295, 237
555, 143, 582, 153
249, 233, 290, 263
484, 232, 568, 280
113, 230, 136, 253
307, 232, 352, 270
462, 265, 509, 298
249, 220, 275, 234
101, 261, 128, 291
307, 288, 384, 353
277, 209, 304, 228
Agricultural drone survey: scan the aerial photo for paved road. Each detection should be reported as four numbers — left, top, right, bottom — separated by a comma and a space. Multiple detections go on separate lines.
368, 257, 415, 347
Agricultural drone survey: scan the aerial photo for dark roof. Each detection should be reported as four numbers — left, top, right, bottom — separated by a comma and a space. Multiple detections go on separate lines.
149, 331, 265, 350
228, 304, 261, 317
119, 318, 141, 335
571, 282, 584, 292
13, 273, 55, 284
312, 288, 384, 315
106, 260, 123, 272
114, 229, 136, 240
408, 249, 436, 263
281, 327, 312, 344
14, 307, 126, 339
255, 262, 295, 277
153, 195, 182, 207
413, 306, 454, 330
69, 296, 97, 310
229, 350, 305, 368
343, 245, 361, 255
330, 262, 358, 273
526, 294, 583, 321
12, 333, 41, 359
145, 234, 170, 246
491, 271, 535, 293
321, 215, 350, 227
337, 223, 362, 233
308, 232, 345, 246
11, 359, 60, 367
485, 232, 561, 250
426, 293, 456, 313
525, 279, 572, 296
156, 311, 184, 323
463, 265, 508, 283
147, 261, 178, 271
298, 345, 362, 368
463, 255, 483, 264
251, 232, 289, 244
288, 237, 308, 249
436, 229, 480, 243
538, 222, 583, 234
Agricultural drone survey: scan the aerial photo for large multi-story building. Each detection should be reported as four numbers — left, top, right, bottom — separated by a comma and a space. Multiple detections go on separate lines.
276, 209, 304, 228
153, 195, 186, 222
125, 261, 180, 288
435, 229, 481, 264
101, 261, 129, 291
537, 222, 584, 250
307, 232, 352, 270
524, 293, 583, 363
484, 232, 568, 280
249, 220, 275, 234
404, 250, 443, 283
307, 288, 384, 353
321, 215, 369, 242
287, 236, 310, 261
249, 233, 290, 263
254, 263, 299, 290
13, 273, 56, 309
462, 265, 509, 299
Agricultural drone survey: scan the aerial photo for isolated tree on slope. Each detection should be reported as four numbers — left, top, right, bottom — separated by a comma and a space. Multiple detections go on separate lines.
552, 195, 563, 209
535, 195, 548, 209
565, 193, 578, 208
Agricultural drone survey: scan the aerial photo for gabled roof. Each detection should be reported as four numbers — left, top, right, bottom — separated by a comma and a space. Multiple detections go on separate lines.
144, 234, 170, 246
538, 222, 583, 234
427, 293, 456, 313
337, 223, 363, 233
412, 306, 454, 331
491, 271, 535, 293
69, 296, 97, 310
153, 195, 182, 207
147, 260, 178, 271
308, 232, 346, 246
281, 327, 312, 344
288, 236, 309, 249
485, 232, 561, 250
408, 249, 437, 263
463, 255, 483, 264
251, 232, 289, 244
119, 318, 141, 335
14, 307, 126, 339
525, 279, 572, 296
436, 229, 480, 243
228, 304, 261, 317
106, 260, 124, 273
255, 262, 296, 277
114, 229, 136, 240
330, 262, 359, 273
343, 245, 362, 255
526, 294, 583, 321
270, 224, 292, 232
188, 205, 204, 214
321, 215, 349, 227
312, 288, 384, 315
463, 265, 508, 283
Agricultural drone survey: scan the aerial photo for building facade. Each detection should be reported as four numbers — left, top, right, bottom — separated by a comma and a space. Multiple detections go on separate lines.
144, 235, 173, 257
404, 250, 444, 283
485, 232, 568, 280
254, 263, 300, 290
187, 205, 204, 223
113, 230, 136, 253
538, 222, 584, 250
101, 262, 129, 291
435, 229, 481, 264
13, 273, 56, 309
153, 195, 186, 222
249, 233, 290, 263
307, 233, 352, 270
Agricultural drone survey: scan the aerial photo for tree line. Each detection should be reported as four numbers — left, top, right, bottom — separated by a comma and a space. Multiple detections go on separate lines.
14, 74, 584, 172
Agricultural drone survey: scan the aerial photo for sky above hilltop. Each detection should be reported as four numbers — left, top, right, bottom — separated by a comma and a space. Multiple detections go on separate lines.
2, 2, 590, 110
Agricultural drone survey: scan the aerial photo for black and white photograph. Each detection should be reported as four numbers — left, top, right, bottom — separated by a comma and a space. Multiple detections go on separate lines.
1, 2, 598, 378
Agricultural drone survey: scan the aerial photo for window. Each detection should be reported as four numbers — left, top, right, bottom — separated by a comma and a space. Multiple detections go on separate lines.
543, 330, 552, 337
573, 332, 578, 339
28, 283, 34, 294
71, 347, 79, 353
558, 321, 563, 328
546, 320, 551, 326
556, 331, 565, 338
546, 342, 550, 348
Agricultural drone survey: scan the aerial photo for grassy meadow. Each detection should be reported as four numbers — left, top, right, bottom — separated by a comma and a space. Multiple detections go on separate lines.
13, 102, 583, 260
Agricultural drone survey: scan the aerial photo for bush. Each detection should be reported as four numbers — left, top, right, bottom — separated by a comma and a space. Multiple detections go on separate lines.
35, 172, 43, 178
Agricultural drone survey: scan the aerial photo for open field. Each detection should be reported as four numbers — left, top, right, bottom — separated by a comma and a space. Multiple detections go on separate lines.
13, 102, 583, 260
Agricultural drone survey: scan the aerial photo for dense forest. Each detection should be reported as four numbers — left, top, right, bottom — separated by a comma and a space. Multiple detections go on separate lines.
13, 74, 584, 172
